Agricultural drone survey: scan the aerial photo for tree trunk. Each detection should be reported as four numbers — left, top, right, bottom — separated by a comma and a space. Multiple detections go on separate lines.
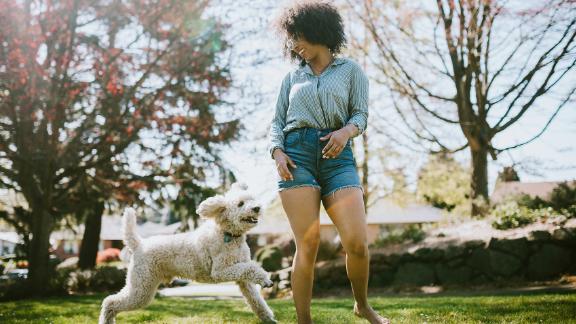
78, 201, 105, 269
27, 208, 54, 296
470, 145, 489, 216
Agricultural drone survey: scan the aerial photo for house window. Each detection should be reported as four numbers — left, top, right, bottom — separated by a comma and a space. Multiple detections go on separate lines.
64, 241, 77, 254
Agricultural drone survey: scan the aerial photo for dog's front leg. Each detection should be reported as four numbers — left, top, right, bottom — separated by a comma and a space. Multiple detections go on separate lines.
237, 281, 277, 323
211, 261, 272, 287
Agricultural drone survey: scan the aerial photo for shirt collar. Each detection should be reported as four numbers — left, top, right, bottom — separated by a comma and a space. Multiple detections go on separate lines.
302, 57, 346, 76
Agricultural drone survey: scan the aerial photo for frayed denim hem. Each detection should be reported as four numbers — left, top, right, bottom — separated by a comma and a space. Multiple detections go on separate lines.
278, 184, 321, 193
321, 185, 364, 199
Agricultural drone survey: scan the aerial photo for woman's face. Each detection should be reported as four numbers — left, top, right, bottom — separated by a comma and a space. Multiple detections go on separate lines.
288, 36, 327, 62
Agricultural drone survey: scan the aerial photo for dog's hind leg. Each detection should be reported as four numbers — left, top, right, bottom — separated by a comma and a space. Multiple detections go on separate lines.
99, 269, 160, 324
237, 281, 277, 324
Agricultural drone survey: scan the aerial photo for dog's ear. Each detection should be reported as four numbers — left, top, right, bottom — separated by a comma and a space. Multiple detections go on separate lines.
196, 195, 227, 218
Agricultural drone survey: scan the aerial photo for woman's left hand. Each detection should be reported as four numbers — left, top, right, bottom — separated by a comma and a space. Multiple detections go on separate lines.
320, 128, 350, 159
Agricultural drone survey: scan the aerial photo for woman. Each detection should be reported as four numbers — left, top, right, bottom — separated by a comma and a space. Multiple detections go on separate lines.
268, 2, 390, 324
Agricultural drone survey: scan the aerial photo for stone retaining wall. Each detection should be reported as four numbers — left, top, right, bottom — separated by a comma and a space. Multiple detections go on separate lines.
264, 227, 576, 298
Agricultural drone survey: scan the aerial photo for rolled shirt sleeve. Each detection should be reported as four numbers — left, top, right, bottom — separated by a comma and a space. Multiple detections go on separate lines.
346, 64, 369, 137
268, 72, 291, 159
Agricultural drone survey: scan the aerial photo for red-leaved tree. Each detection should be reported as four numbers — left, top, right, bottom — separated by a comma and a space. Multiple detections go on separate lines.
0, 0, 239, 294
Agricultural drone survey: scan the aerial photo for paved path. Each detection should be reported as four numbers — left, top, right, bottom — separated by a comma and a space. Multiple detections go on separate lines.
158, 282, 243, 299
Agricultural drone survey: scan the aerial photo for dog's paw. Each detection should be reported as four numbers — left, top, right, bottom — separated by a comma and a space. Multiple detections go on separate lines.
261, 278, 274, 288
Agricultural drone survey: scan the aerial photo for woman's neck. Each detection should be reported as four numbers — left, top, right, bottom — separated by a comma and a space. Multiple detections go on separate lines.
307, 50, 334, 75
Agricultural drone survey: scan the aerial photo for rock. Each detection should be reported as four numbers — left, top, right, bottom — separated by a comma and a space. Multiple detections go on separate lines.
446, 257, 466, 268
526, 243, 573, 280
443, 245, 467, 260
400, 252, 415, 262
382, 253, 401, 268
255, 245, 284, 272
528, 230, 551, 242
435, 263, 473, 285
488, 237, 529, 260
370, 253, 388, 264
413, 247, 444, 262
552, 228, 576, 246
393, 262, 436, 286
277, 238, 296, 257
470, 273, 490, 285
466, 248, 492, 276
278, 280, 291, 290
489, 250, 522, 277
315, 259, 348, 288
370, 252, 400, 267
278, 268, 291, 281
464, 240, 486, 250
369, 264, 396, 286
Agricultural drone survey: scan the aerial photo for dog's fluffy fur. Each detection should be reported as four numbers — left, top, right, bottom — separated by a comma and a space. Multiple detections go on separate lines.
99, 183, 276, 323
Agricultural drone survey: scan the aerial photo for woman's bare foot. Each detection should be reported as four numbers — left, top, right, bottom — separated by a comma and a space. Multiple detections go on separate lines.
354, 302, 390, 324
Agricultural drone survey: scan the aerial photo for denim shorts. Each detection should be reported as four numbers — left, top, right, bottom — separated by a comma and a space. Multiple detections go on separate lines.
277, 127, 364, 198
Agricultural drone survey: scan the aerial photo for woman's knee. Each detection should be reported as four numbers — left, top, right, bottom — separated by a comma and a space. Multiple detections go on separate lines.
343, 238, 368, 258
294, 236, 320, 260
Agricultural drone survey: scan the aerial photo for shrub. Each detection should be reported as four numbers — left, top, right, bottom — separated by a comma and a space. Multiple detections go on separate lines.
97, 248, 121, 264
508, 181, 576, 218
549, 182, 576, 213
316, 240, 342, 261
254, 245, 283, 272
560, 205, 576, 218
490, 201, 564, 230
66, 266, 126, 293
516, 194, 549, 210
90, 266, 126, 292
371, 224, 426, 248
66, 270, 93, 293
491, 201, 535, 230
0, 277, 28, 301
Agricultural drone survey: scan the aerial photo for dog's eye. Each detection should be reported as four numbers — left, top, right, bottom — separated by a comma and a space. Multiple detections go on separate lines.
237, 201, 244, 207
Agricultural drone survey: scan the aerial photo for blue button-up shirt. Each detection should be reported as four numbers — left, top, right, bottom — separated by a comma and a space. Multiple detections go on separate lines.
268, 57, 369, 158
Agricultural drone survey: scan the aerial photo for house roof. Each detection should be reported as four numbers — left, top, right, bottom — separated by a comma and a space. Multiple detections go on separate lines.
0, 189, 29, 214
248, 215, 291, 235
490, 180, 573, 204
0, 231, 20, 244
319, 198, 443, 225
249, 196, 443, 234
50, 215, 182, 241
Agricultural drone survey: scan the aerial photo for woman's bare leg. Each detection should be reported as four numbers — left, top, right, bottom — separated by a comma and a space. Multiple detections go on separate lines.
322, 187, 389, 324
280, 186, 321, 324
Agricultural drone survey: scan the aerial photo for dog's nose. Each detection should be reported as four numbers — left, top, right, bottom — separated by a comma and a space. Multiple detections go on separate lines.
252, 206, 260, 213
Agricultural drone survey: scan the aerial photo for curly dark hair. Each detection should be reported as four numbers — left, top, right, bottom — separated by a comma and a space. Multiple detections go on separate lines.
274, 1, 347, 66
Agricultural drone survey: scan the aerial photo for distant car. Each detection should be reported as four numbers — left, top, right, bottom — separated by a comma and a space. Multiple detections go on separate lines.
3, 268, 28, 280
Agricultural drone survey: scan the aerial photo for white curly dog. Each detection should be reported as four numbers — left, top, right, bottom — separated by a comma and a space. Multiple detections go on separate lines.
99, 183, 276, 323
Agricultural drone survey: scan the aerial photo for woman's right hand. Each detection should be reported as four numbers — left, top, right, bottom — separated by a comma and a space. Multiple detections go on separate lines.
273, 148, 297, 181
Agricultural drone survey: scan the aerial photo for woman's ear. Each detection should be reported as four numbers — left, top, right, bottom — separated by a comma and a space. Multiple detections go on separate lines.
196, 195, 227, 219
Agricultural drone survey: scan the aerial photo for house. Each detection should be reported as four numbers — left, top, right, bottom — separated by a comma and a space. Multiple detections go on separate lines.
319, 198, 443, 244
0, 190, 28, 257
250, 196, 443, 245
490, 180, 575, 204
0, 232, 20, 256
50, 215, 182, 259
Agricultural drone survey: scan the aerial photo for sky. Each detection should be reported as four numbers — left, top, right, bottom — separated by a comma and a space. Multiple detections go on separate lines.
212, 0, 576, 206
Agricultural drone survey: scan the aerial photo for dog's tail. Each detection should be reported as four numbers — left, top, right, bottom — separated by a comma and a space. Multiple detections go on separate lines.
122, 207, 142, 252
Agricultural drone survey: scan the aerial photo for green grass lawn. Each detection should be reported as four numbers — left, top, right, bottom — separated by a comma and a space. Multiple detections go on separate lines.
0, 291, 575, 323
